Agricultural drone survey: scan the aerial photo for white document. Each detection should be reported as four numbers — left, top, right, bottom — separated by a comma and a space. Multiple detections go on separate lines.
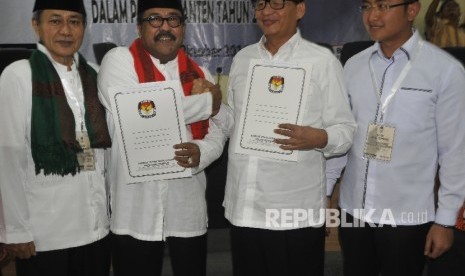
235, 60, 310, 161
109, 81, 191, 183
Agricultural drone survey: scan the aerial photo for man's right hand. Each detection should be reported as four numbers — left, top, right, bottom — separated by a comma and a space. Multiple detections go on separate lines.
5, 242, 36, 259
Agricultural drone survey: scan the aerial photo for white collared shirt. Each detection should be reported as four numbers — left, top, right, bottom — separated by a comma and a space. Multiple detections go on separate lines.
214, 31, 356, 230
98, 47, 226, 240
327, 31, 465, 226
0, 44, 109, 251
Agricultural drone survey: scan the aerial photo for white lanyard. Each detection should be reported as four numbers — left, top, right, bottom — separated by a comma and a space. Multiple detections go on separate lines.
369, 40, 424, 122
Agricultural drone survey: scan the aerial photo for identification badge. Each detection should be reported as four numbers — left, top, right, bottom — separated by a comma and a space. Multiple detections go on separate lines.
363, 124, 396, 162
76, 132, 95, 171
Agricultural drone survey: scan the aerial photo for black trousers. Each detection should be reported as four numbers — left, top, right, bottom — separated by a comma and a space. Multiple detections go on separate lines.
111, 233, 207, 276
339, 212, 430, 276
230, 225, 325, 276
15, 235, 111, 276
427, 228, 465, 276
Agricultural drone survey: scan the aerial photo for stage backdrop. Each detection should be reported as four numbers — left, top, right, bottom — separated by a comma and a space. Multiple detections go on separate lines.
0, 0, 369, 74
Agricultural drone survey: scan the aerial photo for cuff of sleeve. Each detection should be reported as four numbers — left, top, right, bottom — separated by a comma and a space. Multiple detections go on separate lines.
190, 139, 207, 174
204, 92, 213, 117
326, 180, 336, 197
1, 229, 34, 244
183, 93, 212, 124
212, 104, 227, 123
321, 128, 337, 156
435, 208, 458, 226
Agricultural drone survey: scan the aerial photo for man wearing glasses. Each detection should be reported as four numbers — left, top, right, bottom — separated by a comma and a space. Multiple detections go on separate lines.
326, 0, 465, 275
98, 0, 226, 275
214, 0, 355, 275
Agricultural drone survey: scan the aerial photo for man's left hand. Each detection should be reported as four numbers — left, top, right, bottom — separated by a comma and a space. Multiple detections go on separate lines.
274, 123, 328, 151
424, 224, 454, 259
174, 142, 200, 168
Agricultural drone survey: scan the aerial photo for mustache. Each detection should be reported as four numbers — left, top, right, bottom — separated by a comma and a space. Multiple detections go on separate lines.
155, 32, 176, 41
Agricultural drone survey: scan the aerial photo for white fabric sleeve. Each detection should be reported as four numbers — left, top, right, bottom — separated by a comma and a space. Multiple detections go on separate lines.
435, 63, 465, 226
182, 94, 212, 124
0, 63, 34, 244
191, 119, 228, 174
189, 67, 228, 173
181, 66, 215, 124
318, 58, 356, 157
211, 104, 234, 138
210, 57, 238, 138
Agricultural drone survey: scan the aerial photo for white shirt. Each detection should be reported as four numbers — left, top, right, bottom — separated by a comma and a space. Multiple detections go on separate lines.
98, 47, 226, 241
214, 31, 356, 230
327, 31, 465, 226
0, 44, 109, 251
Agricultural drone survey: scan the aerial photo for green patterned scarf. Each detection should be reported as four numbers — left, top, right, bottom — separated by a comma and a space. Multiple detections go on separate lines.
30, 50, 111, 176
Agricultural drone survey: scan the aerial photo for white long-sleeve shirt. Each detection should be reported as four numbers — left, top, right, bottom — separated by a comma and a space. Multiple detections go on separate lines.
98, 47, 227, 241
214, 31, 356, 230
0, 44, 109, 251
327, 31, 465, 226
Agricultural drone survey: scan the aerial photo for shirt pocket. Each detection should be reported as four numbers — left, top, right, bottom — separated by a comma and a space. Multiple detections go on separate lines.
391, 87, 436, 131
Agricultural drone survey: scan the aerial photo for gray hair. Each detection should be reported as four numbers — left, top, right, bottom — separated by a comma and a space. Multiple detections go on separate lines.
32, 10, 42, 22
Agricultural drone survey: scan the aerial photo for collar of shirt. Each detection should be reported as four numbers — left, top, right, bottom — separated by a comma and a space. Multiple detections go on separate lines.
37, 43, 84, 131
371, 29, 421, 63
258, 29, 301, 60
149, 53, 179, 80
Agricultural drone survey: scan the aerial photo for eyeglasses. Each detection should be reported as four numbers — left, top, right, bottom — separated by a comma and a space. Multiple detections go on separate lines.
359, 1, 417, 13
254, 0, 299, 11
140, 15, 185, 28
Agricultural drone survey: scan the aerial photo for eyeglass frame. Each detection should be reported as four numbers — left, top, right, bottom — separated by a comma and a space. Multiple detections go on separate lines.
359, 0, 418, 13
139, 14, 186, 28
253, 0, 302, 11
